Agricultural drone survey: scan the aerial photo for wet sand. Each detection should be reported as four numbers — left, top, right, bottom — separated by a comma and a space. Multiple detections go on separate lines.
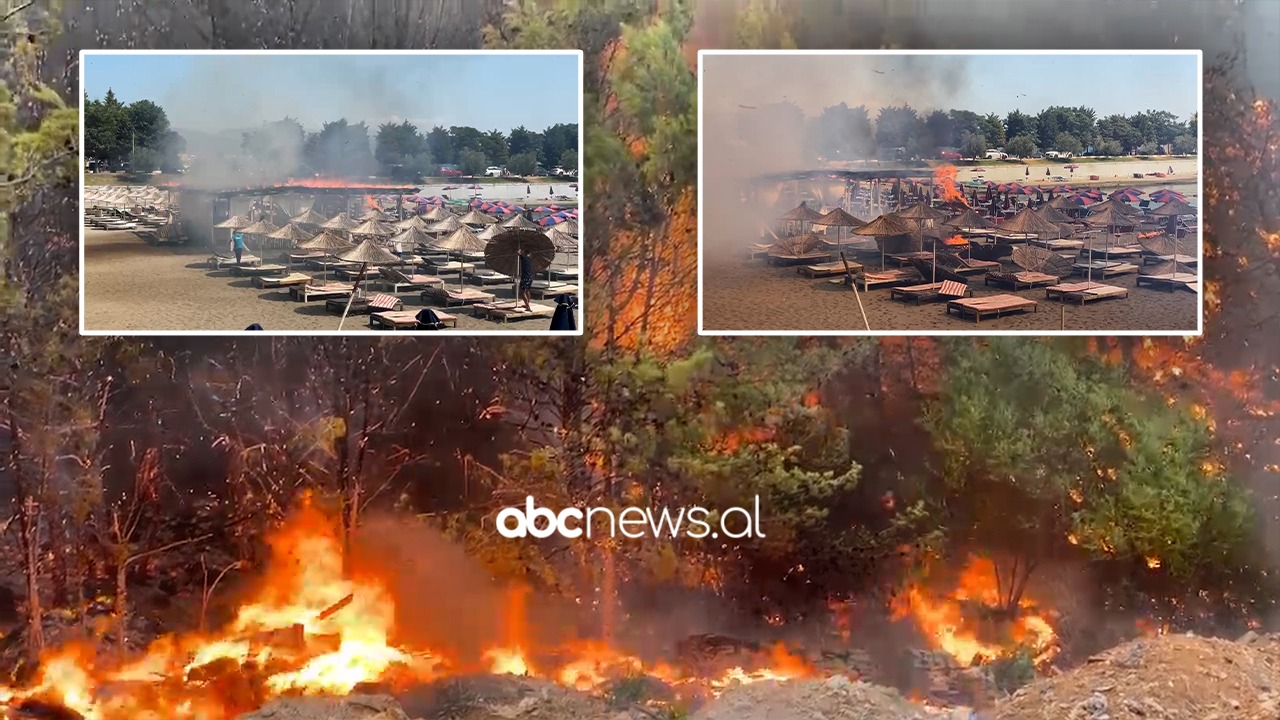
701, 252, 1198, 333
83, 230, 575, 333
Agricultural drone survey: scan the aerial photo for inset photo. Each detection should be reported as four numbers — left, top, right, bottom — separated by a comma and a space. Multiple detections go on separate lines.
698, 50, 1202, 335
80, 50, 583, 335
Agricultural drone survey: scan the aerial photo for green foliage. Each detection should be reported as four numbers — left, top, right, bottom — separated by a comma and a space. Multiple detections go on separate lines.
1054, 131, 1084, 156
457, 148, 488, 177
507, 151, 538, 176
733, 0, 797, 48
990, 647, 1037, 693
925, 339, 1253, 582
559, 148, 578, 171
1005, 134, 1037, 159
960, 131, 987, 160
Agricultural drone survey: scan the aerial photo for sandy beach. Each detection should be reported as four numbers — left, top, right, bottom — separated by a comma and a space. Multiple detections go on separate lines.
701, 251, 1198, 333
83, 230, 577, 333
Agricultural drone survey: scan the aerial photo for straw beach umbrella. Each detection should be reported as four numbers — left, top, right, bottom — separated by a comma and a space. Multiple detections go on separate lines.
501, 213, 542, 231
334, 239, 401, 330
431, 225, 487, 289
213, 214, 249, 229
428, 216, 464, 235
853, 213, 916, 270
943, 208, 994, 231
291, 207, 328, 228
321, 212, 358, 233
239, 219, 279, 251
296, 230, 355, 281
485, 228, 558, 307
893, 202, 948, 225
387, 225, 433, 254
779, 201, 824, 235
813, 207, 866, 249
999, 207, 1061, 238
422, 205, 455, 222
459, 208, 499, 226
263, 222, 316, 251
349, 218, 395, 237
395, 214, 429, 231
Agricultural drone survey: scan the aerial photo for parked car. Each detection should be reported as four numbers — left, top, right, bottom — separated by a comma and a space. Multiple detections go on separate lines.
938, 150, 963, 161
984, 150, 1008, 160
484, 166, 503, 177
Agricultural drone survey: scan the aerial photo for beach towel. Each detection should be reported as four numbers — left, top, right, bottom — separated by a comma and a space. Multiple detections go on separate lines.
367, 293, 399, 312
550, 294, 577, 331
415, 308, 447, 331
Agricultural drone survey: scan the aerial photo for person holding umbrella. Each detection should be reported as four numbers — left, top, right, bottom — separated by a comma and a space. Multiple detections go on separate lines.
518, 247, 535, 311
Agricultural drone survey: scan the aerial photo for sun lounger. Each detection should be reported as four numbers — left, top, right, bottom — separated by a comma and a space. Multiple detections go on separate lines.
951, 258, 1002, 275
1142, 253, 1197, 266
767, 250, 832, 266
888, 251, 935, 267
369, 309, 459, 330
307, 258, 359, 272
798, 260, 862, 278
325, 292, 403, 315
1072, 261, 1139, 278
288, 251, 326, 264
1186, 282, 1200, 294
1082, 244, 1142, 259
548, 267, 580, 281
290, 283, 354, 302
1028, 238, 1084, 252
847, 268, 922, 291
421, 286, 495, 306
984, 271, 1058, 289
889, 280, 971, 304
377, 267, 444, 292
473, 301, 556, 323
947, 294, 1039, 322
1136, 271, 1199, 291
466, 269, 516, 285
424, 260, 476, 274
747, 242, 773, 259
208, 253, 262, 269
1046, 281, 1128, 304
231, 263, 288, 277
530, 282, 578, 299
254, 272, 314, 289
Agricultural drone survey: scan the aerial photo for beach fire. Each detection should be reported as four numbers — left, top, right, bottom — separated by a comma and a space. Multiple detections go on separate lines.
933, 166, 968, 207
0, 502, 816, 720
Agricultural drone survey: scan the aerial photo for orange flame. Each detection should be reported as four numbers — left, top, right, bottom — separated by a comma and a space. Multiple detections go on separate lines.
943, 234, 968, 246
933, 165, 969, 207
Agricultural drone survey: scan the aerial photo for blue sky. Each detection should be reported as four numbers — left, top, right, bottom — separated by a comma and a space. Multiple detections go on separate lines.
705, 53, 1200, 121
84, 53, 581, 133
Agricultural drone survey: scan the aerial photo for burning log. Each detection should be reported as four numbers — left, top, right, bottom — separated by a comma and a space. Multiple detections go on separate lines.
7, 699, 83, 720
317, 593, 355, 622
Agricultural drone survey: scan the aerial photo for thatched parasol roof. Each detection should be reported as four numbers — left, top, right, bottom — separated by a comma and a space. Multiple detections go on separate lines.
1146, 260, 1195, 276
338, 238, 400, 265
544, 226, 578, 252
770, 234, 826, 256
943, 208, 994, 230
213, 215, 249, 229
1011, 246, 1073, 276
779, 202, 824, 222
475, 224, 503, 241
485, 229, 558, 277
501, 213, 542, 231
388, 225, 434, 253
459, 209, 499, 225
1138, 234, 1184, 256
1085, 199, 1142, 220
291, 208, 329, 226
1084, 203, 1141, 227
349, 218, 395, 236
265, 223, 316, 244
428, 216, 464, 234
296, 230, 355, 252
1046, 195, 1080, 210
554, 218, 580, 236
1148, 198, 1197, 216
422, 206, 455, 222
999, 207, 1061, 236
852, 214, 915, 237
395, 215, 429, 231
431, 226, 487, 254
1035, 205, 1075, 224
240, 219, 280, 235
321, 213, 358, 231
360, 207, 391, 222
813, 208, 866, 228
893, 203, 949, 222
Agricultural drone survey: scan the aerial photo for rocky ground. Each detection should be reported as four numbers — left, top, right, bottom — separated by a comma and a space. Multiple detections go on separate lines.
233, 632, 1279, 720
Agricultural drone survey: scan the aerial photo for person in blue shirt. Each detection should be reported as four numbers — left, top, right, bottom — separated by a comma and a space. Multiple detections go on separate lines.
232, 232, 246, 264
517, 247, 534, 311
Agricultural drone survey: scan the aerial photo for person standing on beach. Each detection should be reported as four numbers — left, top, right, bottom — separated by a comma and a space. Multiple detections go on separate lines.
517, 247, 534, 311
232, 231, 246, 264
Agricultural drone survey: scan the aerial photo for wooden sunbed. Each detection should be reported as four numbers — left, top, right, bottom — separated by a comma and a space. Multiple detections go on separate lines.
849, 268, 921, 291
984, 271, 1058, 290
424, 261, 476, 274
324, 292, 403, 315
767, 250, 832, 266
1046, 281, 1129, 304
307, 258, 359, 272
290, 283, 354, 302
1136, 272, 1199, 291
377, 267, 444, 292
889, 280, 972, 305
1082, 244, 1142, 259
231, 263, 288, 277
421, 286, 495, 306
1072, 261, 1139, 278
466, 269, 515, 285
1142, 253, 1198, 266
747, 242, 773, 259
888, 251, 935, 267
369, 309, 459, 330
947, 294, 1039, 322
951, 258, 1001, 276
1028, 238, 1084, 252
208, 253, 262, 269
288, 251, 326, 264
530, 282, 578, 299
473, 301, 556, 323
548, 267, 580, 281
798, 260, 862, 278
1186, 282, 1200, 294
254, 272, 313, 289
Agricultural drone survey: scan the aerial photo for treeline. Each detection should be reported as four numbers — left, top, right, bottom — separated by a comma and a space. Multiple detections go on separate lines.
766, 101, 1198, 161
83, 90, 186, 172
239, 117, 579, 180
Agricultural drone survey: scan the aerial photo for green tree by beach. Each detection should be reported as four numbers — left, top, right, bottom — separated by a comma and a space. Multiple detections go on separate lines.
458, 148, 488, 176
506, 152, 538, 177
1005, 134, 1037, 159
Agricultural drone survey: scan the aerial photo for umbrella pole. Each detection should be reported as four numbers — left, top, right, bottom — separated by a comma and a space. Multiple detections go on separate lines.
932, 241, 937, 284
338, 262, 368, 331
841, 252, 871, 332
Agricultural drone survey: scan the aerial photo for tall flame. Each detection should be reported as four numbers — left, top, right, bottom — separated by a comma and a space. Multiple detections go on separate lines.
933, 165, 969, 207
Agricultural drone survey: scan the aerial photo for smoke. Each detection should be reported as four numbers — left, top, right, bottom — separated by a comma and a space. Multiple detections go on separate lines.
700, 53, 971, 262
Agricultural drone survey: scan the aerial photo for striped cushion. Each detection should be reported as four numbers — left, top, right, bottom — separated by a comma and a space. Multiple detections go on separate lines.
368, 293, 400, 311
939, 280, 968, 297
